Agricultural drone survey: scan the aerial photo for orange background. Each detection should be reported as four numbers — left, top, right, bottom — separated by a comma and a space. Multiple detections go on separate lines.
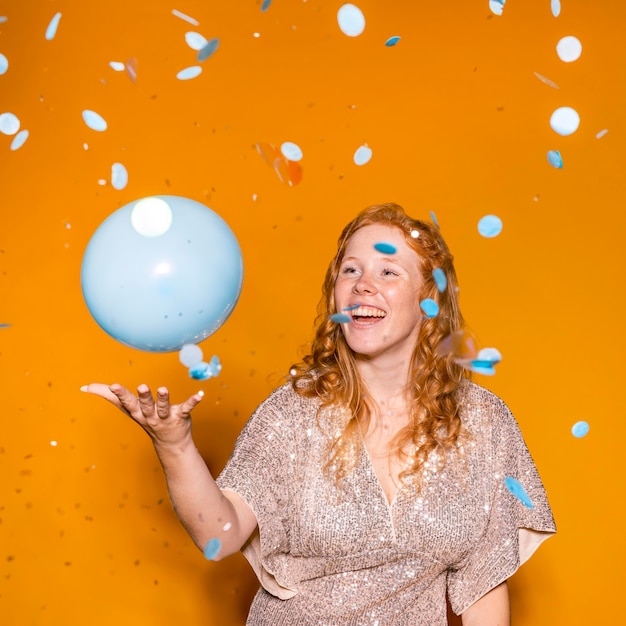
1, 1, 625, 624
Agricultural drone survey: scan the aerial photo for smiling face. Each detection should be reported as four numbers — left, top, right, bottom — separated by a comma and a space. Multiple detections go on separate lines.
333, 223, 425, 365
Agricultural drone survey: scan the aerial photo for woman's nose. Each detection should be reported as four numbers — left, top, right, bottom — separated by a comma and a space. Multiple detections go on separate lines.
353, 274, 377, 294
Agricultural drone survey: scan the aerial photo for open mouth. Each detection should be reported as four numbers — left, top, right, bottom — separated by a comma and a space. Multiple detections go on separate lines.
349, 305, 387, 322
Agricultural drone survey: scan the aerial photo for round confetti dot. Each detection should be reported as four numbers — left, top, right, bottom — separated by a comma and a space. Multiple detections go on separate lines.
0, 53, 8, 75
571, 421, 589, 438
0, 112, 20, 135
504, 476, 533, 508
478, 215, 502, 238
488, 0, 505, 16
373, 242, 396, 255
281, 141, 303, 162
432, 268, 447, 292
547, 150, 563, 168
550, 106, 580, 136
131, 197, 173, 237
556, 36, 582, 63
331, 313, 351, 324
185, 31, 208, 51
385, 36, 401, 47
203, 538, 222, 560
179, 343, 203, 367
420, 298, 439, 318
337, 4, 365, 37
111, 162, 128, 190
45, 12, 62, 41
353, 144, 372, 166
410, 230, 419, 238
198, 38, 219, 62
82, 110, 107, 132
177, 66, 202, 80
10, 129, 29, 151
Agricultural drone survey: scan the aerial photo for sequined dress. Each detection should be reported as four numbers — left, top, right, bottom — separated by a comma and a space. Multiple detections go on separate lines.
216, 381, 556, 625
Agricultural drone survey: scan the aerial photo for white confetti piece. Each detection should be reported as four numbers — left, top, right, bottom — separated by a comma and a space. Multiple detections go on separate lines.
177, 66, 202, 80
45, 12, 62, 41
111, 163, 128, 190
0, 112, 20, 135
172, 9, 199, 26
82, 110, 108, 132
10, 129, 29, 151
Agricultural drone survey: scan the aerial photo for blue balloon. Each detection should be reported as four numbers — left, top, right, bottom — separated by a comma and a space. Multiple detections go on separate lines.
81, 195, 244, 352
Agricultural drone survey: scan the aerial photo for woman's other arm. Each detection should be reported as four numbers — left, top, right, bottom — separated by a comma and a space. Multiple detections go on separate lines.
461, 581, 510, 626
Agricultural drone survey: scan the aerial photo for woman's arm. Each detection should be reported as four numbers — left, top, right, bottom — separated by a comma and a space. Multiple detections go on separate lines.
82, 383, 257, 559
461, 581, 510, 626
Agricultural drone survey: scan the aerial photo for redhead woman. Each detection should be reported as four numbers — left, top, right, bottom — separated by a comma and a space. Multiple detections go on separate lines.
84, 203, 555, 625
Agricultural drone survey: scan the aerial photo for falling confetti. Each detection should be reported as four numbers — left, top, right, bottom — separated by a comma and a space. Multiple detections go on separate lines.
0, 112, 20, 135
203, 538, 222, 560
550, 107, 580, 136
281, 141, 303, 162
185, 32, 208, 51
432, 268, 447, 292
533, 72, 559, 89
420, 298, 439, 318
430, 211, 440, 229
374, 242, 396, 254
571, 421, 589, 438
337, 4, 365, 37
172, 9, 199, 26
478, 215, 502, 238
488, 0, 505, 16
504, 476, 533, 509
556, 36, 582, 63
197, 38, 219, 62
82, 110, 107, 132
0, 53, 8, 75
353, 144, 372, 166
256, 142, 303, 186
261, 0, 272, 11
436, 328, 479, 361
109, 61, 125, 71
180, 343, 203, 367
45, 12, 62, 41
596, 129, 608, 139
177, 66, 202, 80
189, 355, 222, 380
385, 36, 401, 47
0, 323, 11, 328
551, 0, 561, 17
342, 303, 360, 311
125, 58, 137, 83
331, 313, 351, 324
10, 130, 29, 151
547, 150, 563, 168
477, 347, 502, 364
111, 163, 128, 190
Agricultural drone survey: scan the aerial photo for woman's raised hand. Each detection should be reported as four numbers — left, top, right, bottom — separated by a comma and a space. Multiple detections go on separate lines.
81, 383, 204, 448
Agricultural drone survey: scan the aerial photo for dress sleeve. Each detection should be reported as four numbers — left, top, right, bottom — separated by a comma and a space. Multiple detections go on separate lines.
446, 395, 557, 615
216, 385, 298, 599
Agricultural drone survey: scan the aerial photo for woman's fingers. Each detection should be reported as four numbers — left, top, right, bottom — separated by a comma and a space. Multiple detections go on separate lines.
179, 390, 205, 417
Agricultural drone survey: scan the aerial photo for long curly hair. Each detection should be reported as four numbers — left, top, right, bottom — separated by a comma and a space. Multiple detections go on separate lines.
290, 203, 470, 489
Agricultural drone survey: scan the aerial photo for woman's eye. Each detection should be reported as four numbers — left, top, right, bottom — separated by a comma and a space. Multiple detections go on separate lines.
382, 268, 398, 276
341, 266, 358, 274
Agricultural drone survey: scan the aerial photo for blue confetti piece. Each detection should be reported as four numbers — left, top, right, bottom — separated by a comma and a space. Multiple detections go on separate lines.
0, 53, 8, 75
430, 210, 440, 229
478, 215, 502, 238
111, 163, 128, 190
420, 298, 439, 318
261, 0, 272, 11
177, 66, 202, 80
504, 476, 533, 509
469, 360, 496, 375
432, 268, 447, 292
385, 36, 401, 47
353, 144, 372, 166
0, 323, 11, 328
571, 421, 589, 438
45, 12, 62, 41
203, 537, 222, 560
342, 303, 361, 311
197, 38, 219, 62
189, 355, 222, 380
331, 313, 352, 324
374, 242, 396, 255
10, 130, 29, 151
547, 150, 563, 168
82, 110, 107, 132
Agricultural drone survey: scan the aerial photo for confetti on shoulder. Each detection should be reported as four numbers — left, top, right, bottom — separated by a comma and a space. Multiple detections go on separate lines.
504, 476, 533, 508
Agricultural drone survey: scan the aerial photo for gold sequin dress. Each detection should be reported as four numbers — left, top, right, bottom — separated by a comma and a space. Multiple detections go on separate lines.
216, 381, 556, 625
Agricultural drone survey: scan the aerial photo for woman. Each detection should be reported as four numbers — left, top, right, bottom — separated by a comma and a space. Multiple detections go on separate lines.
83, 203, 556, 625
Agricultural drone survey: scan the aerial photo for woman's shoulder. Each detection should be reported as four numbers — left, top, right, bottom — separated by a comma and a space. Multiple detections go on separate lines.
457, 379, 516, 431
255, 380, 320, 417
